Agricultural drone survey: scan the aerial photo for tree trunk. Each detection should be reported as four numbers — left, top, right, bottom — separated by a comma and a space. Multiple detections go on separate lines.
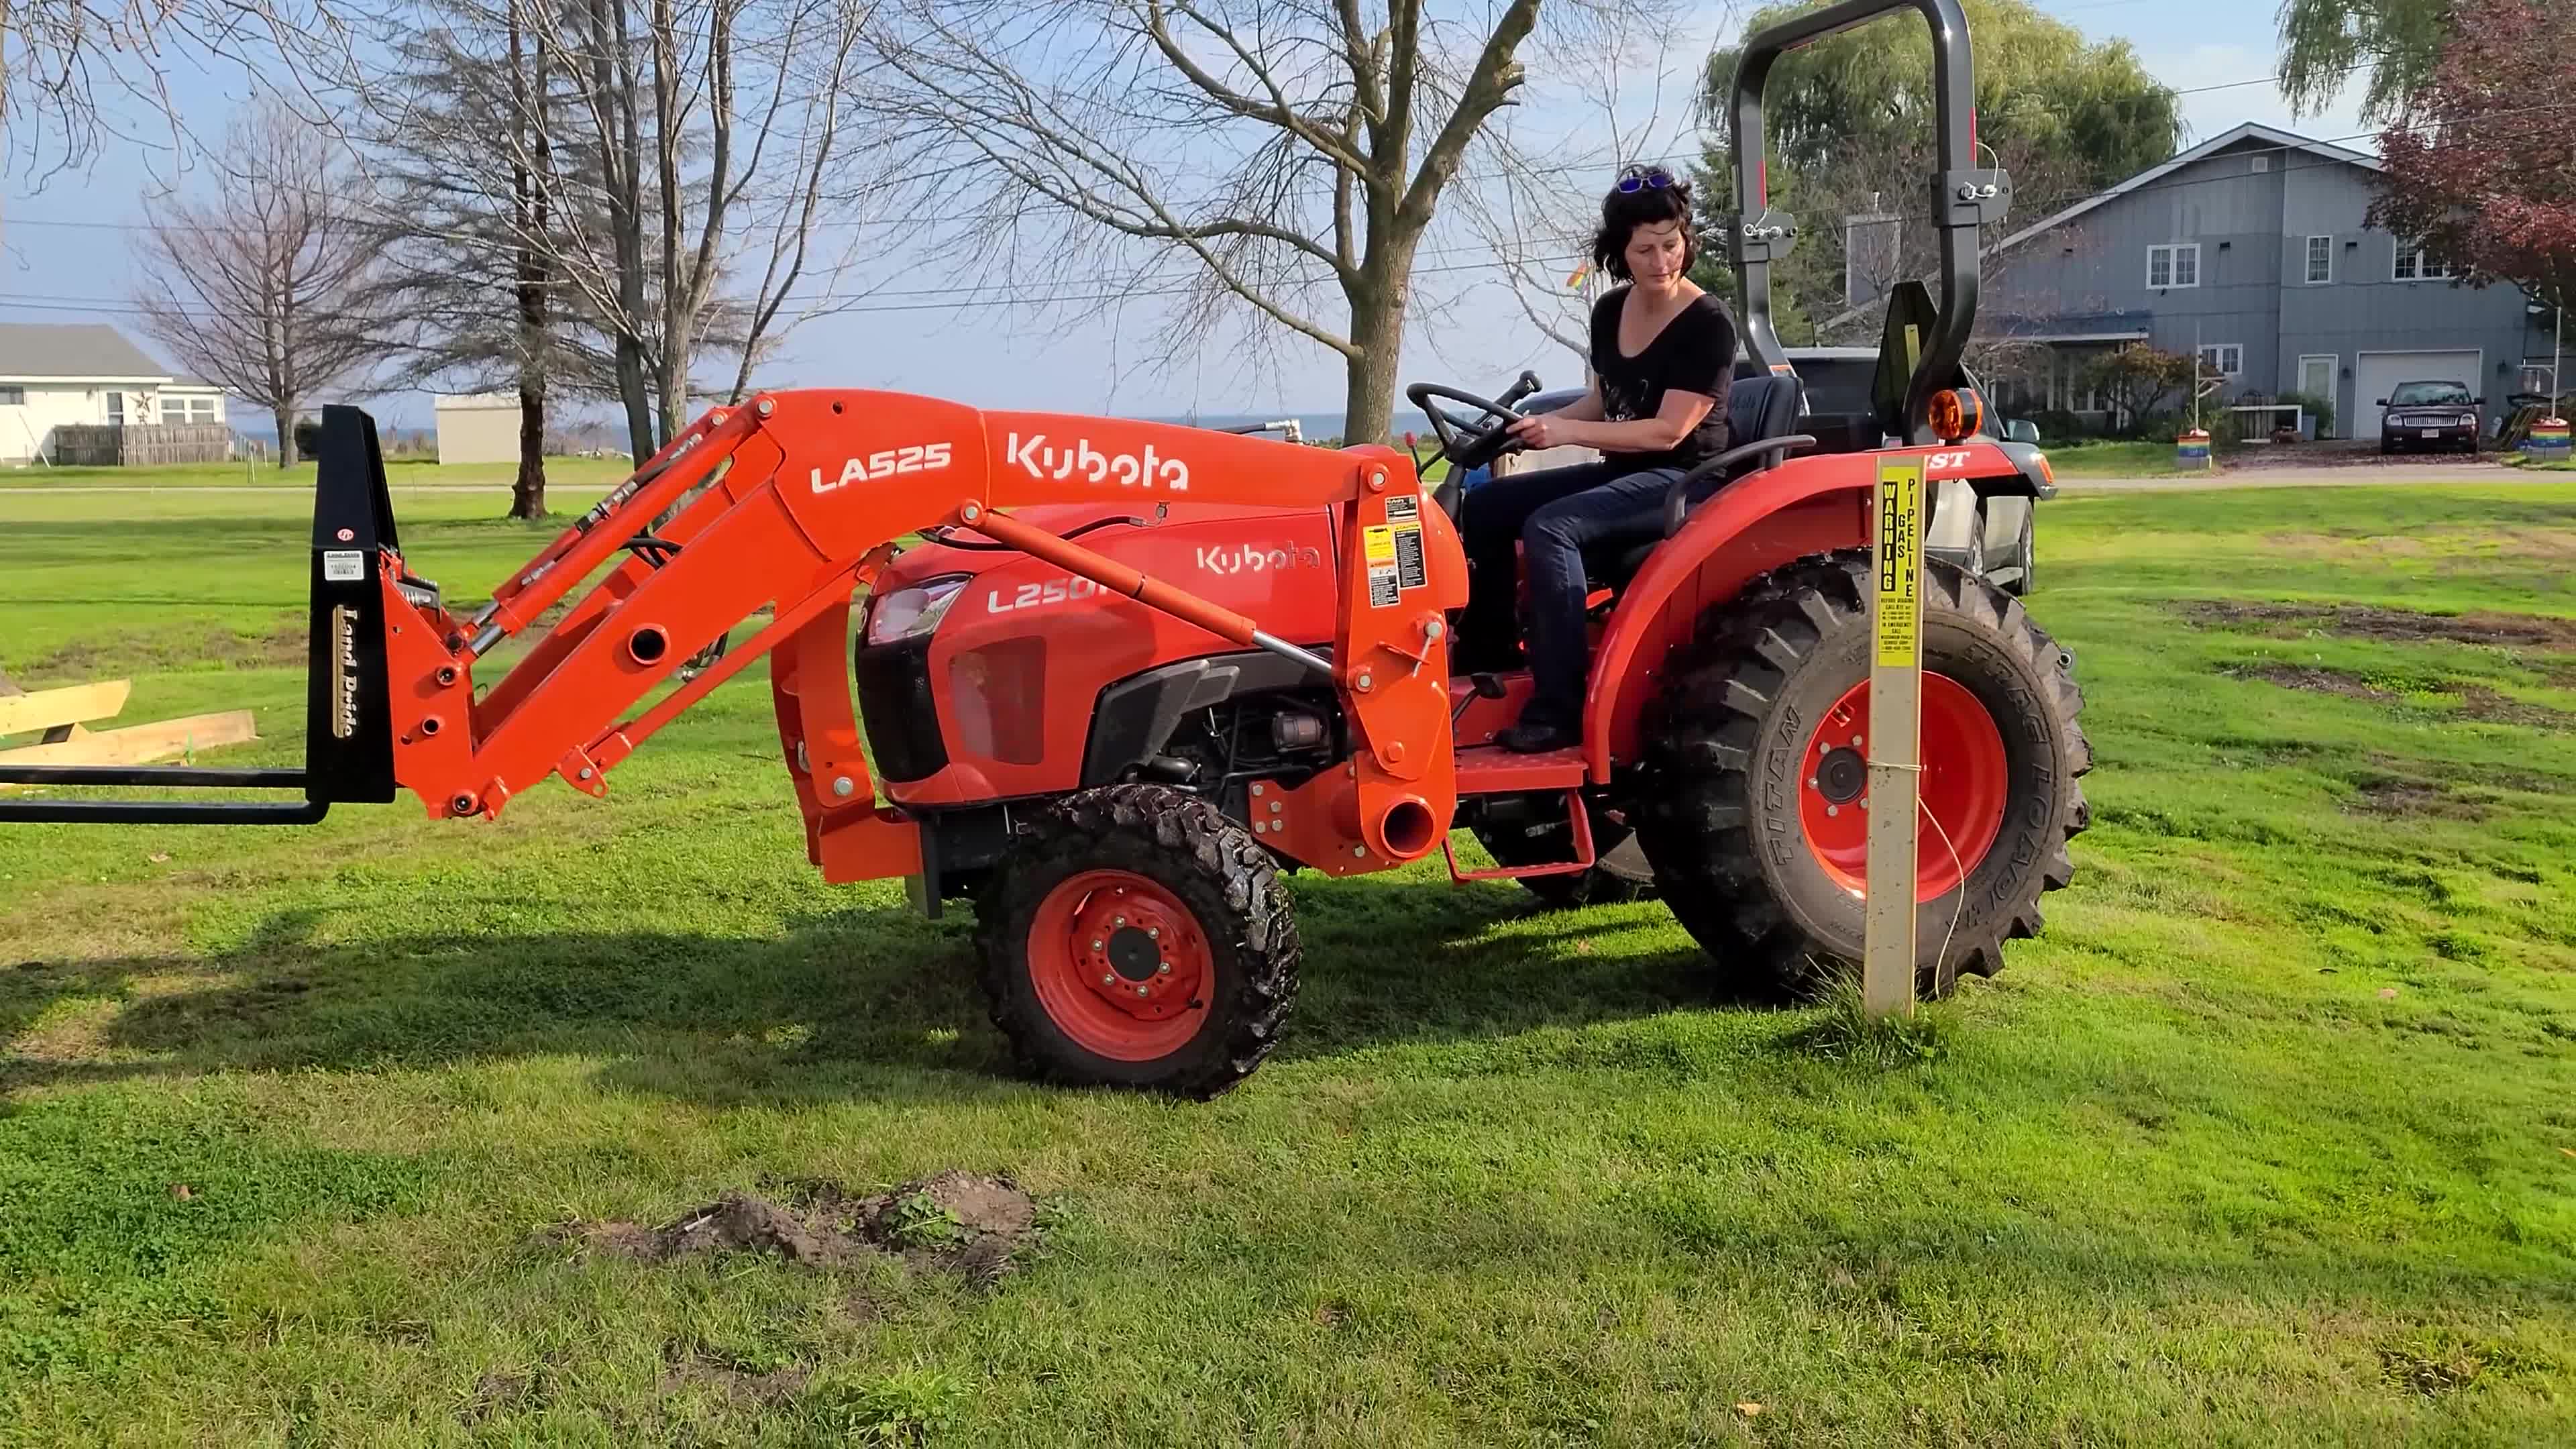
616, 344, 655, 463
276, 403, 299, 468
1342, 323, 1401, 448
1340, 244, 1415, 445
513, 382, 548, 519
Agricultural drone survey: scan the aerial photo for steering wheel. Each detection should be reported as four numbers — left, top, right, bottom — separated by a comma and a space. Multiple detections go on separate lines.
1405, 380, 1534, 527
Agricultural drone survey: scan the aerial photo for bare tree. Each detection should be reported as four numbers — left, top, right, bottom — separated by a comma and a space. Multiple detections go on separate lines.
129, 101, 381, 466
326, 0, 881, 479
341, 0, 572, 513
861, 0, 1567, 443
1, 0, 348, 178
1446, 0, 1697, 377
541, 0, 879, 455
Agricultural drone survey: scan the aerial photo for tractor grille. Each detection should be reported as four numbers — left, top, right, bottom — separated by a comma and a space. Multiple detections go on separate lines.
852, 635, 948, 782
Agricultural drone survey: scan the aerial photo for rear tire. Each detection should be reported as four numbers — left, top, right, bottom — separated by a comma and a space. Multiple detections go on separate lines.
974, 784, 1298, 1097
1633, 552, 2091, 999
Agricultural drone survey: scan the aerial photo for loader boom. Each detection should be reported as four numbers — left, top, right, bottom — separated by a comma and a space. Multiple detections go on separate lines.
3, 396, 1470, 886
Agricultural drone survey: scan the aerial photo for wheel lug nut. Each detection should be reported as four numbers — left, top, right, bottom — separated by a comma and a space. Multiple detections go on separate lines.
1147, 927, 1159, 939
1091, 938, 1104, 950
1157, 963, 1171, 975
1101, 973, 1115, 985
1135, 985, 1150, 998
1114, 915, 1126, 926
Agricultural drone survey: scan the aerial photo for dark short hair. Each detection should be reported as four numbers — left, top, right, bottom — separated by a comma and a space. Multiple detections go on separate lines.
1591, 176, 1697, 280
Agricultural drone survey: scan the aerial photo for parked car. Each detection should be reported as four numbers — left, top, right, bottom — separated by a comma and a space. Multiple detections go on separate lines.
1463, 345, 2041, 596
2378, 379, 2485, 454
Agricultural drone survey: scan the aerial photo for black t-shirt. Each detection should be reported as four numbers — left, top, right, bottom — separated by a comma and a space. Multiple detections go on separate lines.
1588, 286, 1738, 472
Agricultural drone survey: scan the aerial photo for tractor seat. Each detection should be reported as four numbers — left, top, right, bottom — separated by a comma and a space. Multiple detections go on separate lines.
1586, 371, 1808, 588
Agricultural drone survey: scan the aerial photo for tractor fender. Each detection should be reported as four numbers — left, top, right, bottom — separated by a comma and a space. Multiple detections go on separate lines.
1580, 447, 2005, 780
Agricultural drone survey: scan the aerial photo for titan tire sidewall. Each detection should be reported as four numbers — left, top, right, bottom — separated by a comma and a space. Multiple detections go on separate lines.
1738, 594, 2071, 965
996, 833, 1246, 1087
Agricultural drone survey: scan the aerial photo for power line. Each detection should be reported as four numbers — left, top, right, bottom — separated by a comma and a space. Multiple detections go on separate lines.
0, 249, 1596, 323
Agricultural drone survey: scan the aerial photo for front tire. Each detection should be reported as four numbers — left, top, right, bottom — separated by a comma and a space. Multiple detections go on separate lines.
1633, 553, 2091, 998
2006, 504, 2036, 596
974, 784, 1298, 1097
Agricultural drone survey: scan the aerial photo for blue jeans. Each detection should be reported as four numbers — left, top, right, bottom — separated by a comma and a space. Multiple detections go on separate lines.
1457, 459, 1686, 731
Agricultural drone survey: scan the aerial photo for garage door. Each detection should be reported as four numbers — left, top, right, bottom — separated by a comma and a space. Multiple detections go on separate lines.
2355, 350, 2480, 437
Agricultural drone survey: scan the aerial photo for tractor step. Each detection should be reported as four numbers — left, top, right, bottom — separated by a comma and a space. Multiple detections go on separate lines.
1453, 744, 1587, 795
1444, 787, 1596, 881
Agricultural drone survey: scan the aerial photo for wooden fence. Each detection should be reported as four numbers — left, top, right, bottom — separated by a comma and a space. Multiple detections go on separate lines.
50, 423, 236, 466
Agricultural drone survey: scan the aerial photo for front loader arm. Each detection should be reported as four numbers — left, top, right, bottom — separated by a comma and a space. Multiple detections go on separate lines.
370, 390, 1465, 883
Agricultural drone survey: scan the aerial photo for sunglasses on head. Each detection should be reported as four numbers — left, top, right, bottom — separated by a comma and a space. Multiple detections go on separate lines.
1615, 164, 1674, 193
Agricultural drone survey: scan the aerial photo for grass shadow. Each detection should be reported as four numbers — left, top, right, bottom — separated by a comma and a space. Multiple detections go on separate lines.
4, 880, 1766, 1106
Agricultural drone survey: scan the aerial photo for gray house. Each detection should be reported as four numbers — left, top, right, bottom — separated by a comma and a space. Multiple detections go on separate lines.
1966, 123, 2560, 440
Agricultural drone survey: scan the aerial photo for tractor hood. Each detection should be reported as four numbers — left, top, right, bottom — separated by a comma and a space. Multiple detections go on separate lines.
878, 501, 1331, 587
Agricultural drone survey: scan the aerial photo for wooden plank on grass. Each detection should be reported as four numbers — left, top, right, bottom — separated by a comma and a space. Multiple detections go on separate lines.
0, 710, 256, 769
0, 680, 132, 737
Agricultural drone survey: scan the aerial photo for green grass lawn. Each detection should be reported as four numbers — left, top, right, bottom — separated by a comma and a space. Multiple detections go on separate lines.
0, 455, 637, 490
2033, 439, 2189, 477
5, 482, 2576, 1444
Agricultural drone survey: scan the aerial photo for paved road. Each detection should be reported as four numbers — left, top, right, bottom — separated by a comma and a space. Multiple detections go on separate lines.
2054, 464, 2544, 491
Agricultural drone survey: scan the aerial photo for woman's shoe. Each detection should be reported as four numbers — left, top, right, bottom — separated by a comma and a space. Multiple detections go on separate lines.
1499, 719, 1578, 753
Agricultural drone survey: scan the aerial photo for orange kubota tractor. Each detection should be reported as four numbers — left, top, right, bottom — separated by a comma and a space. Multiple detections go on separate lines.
6, 0, 2088, 1098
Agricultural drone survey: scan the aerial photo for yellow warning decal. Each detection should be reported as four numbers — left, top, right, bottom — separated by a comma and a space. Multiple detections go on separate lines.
1874, 455, 1922, 667
1363, 525, 1397, 565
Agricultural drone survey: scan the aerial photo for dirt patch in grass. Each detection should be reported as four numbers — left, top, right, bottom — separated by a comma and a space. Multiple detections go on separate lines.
2343, 775, 2489, 821
660, 1350, 812, 1406
15, 621, 307, 682
2226, 663, 2576, 731
571, 1171, 1038, 1290
2183, 600, 2576, 651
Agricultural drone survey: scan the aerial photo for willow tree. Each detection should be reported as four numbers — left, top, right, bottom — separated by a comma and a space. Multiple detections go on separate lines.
2275, 0, 2457, 122
1690, 0, 2183, 340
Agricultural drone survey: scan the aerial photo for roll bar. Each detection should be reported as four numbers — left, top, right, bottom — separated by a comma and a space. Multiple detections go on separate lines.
1725, 0, 2011, 444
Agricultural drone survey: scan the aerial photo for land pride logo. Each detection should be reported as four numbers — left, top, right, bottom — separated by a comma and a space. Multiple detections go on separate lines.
1006, 431, 1191, 492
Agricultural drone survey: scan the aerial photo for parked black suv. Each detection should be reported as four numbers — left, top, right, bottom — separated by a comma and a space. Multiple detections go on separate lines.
2378, 380, 2484, 454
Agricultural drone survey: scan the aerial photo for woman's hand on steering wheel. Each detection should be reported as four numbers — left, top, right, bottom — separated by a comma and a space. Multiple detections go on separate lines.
1504, 413, 1572, 450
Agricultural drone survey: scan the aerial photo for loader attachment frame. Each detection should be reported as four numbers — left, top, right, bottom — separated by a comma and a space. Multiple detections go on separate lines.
8, 398, 1470, 889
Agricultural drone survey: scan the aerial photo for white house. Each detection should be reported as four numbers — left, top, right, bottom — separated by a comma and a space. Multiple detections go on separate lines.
0, 323, 231, 465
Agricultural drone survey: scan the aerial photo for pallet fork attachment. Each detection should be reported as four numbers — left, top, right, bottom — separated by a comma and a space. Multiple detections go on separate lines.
0, 405, 403, 824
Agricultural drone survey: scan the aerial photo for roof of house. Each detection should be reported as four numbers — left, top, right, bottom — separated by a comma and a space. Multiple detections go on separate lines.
1813, 123, 2384, 337
1989, 308, 2156, 342
0, 322, 180, 380
1988, 121, 2381, 257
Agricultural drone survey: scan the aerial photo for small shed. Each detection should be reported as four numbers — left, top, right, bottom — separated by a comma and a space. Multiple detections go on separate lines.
433, 393, 519, 466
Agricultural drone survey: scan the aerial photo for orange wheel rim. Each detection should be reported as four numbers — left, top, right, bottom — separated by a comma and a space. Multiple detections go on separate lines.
1025, 869, 1213, 1061
1796, 674, 2009, 902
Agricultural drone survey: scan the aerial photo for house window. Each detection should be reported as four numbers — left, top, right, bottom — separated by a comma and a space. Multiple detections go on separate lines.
2147, 242, 2200, 289
2251, 154, 2271, 173
2198, 343, 2244, 378
2393, 237, 2453, 280
160, 396, 217, 424
0, 386, 21, 405
2306, 235, 2333, 284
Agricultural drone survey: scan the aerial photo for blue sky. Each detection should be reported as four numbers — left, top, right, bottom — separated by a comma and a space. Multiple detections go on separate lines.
0, 1, 2365, 430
